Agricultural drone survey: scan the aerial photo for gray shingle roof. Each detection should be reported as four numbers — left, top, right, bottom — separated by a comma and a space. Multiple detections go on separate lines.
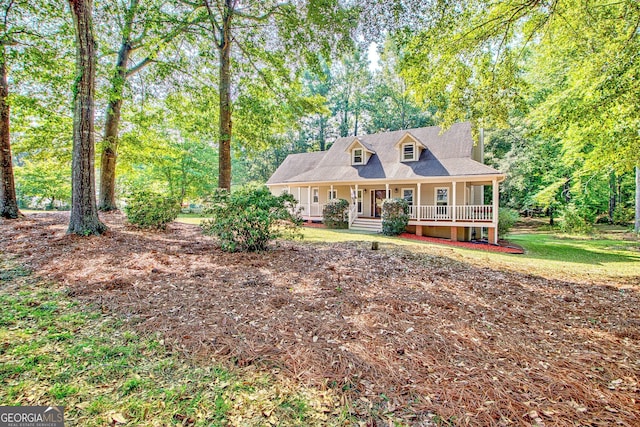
266, 122, 502, 185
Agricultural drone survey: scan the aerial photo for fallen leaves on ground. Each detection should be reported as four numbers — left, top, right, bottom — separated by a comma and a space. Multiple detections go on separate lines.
1, 212, 639, 426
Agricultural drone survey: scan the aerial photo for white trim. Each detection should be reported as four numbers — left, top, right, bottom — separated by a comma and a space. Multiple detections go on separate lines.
401, 187, 415, 205
401, 142, 417, 162
435, 187, 449, 205
352, 148, 364, 165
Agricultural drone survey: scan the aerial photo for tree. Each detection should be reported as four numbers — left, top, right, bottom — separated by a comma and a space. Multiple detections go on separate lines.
187, 0, 353, 190
67, 0, 106, 235
397, 0, 639, 226
97, 0, 197, 210
0, 0, 29, 219
0, 31, 19, 218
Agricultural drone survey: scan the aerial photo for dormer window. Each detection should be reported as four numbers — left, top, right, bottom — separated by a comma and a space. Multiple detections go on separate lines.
402, 143, 416, 161
352, 148, 364, 165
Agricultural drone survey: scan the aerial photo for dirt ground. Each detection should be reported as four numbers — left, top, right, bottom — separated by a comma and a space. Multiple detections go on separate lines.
1, 212, 639, 426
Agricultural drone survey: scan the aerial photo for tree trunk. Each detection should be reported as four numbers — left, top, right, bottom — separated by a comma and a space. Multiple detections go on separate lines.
340, 101, 348, 137
67, 0, 106, 235
318, 115, 326, 151
635, 165, 639, 233
98, 41, 132, 210
0, 45, 20, 219
353, 103, 359, 136
608, 170, 616, 223
217, 0, 233, 191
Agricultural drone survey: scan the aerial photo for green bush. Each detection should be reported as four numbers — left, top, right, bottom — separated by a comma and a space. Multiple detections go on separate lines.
322, 199, 349, 229
124, 190, 180, 230
200, 185, 302, 252
560, 204, 594, 234
613, 205, 634, 226
498, 208, 519, 237
381, 198, 409, 235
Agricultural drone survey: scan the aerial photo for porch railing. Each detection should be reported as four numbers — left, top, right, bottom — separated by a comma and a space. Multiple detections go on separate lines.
408, 205, 493, 222
348, 202, 358, 226
298, 203, 325, 218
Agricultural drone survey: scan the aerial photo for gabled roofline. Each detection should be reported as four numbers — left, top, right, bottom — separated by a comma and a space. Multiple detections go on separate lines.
393, 131, 427, 149
344, 137, 375, 154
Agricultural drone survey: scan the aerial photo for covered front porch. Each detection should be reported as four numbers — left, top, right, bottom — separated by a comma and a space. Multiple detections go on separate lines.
273, 177, 502, 244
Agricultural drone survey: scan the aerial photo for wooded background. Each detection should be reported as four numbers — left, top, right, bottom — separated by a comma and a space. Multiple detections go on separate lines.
1, 0, 638, 232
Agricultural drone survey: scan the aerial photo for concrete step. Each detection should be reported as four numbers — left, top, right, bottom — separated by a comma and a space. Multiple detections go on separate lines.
350, 218, 382, 232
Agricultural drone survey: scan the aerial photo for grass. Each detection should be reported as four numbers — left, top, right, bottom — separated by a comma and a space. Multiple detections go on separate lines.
297, 226, 639, 282
176, 214, 639, 281
0, 257, 345, 426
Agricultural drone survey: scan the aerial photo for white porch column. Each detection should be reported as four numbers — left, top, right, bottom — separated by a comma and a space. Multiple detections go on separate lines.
385, 183, 390, 199
452, 181, 457, 222
417, 182, 421, 221
307, 186, 311, 218
297, 187, 301, 209
355, 184, 359, 208
330, 184, 334, 200
492, 178, 499, 244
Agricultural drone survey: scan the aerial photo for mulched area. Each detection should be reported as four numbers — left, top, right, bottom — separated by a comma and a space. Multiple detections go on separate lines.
2, 212, 639, 426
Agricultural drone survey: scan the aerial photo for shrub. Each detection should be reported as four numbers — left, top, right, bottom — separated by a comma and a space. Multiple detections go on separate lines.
381, 198, 409, 235
124, 190, 180, 230
613, 205, 634, 226
200, 185, 302, 252
560, 204, 594, 234
322, 199, 349, 229
498, 208, 519, 237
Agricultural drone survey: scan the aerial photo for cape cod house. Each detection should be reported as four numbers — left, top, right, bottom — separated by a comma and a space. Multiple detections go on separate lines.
266, 122, 506, 244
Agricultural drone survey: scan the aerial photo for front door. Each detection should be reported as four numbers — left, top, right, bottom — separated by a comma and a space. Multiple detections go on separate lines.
371, 190, 385, 218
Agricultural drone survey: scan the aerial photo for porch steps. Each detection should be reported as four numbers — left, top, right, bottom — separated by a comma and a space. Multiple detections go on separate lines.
350, 218, 382, 233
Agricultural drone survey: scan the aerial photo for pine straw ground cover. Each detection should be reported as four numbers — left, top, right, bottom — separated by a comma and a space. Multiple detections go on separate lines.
1, 212, 639, 426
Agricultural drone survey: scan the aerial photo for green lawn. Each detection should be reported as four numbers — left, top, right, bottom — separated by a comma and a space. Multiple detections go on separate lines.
297, 227, 640, 282
176, 215, 640, 282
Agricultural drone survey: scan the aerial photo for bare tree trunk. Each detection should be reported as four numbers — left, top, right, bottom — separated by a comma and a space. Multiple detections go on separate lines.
98, 42, 132, 210
67, 0, 106, 235
217, 0, 232, 191
608, 170, 616, 223
98, 0, 140, 210
0, 45, 20, 219
633, 165, 640, 234
318, 115, 326, 151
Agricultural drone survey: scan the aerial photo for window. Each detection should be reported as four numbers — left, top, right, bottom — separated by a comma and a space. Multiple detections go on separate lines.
352, 148, 364, 165
312, 188, 319, 203
402, 143, 416, 161
357, 189, 363, 214
402, 188, 414, 205
328, 189, 337, 200
435, 187, 449, 217
435, 187, 449, 205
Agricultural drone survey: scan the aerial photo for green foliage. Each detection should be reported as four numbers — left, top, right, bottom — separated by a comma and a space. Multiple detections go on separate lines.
322, 199, 349, 229
613, 205, 634, 226
124, 190, 180, 230
381, 198, 409, 236
560, 205, 594, 235
14, 159, 71, 209
201, 186, 302, 252
498, 208, 519, 237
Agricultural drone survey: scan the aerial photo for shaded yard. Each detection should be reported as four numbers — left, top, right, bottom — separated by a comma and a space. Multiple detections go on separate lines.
1, 212, 639, 425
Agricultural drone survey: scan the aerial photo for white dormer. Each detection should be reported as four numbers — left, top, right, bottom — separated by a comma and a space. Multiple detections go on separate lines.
345, 138, 375, 166
394, 132, 425, 162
